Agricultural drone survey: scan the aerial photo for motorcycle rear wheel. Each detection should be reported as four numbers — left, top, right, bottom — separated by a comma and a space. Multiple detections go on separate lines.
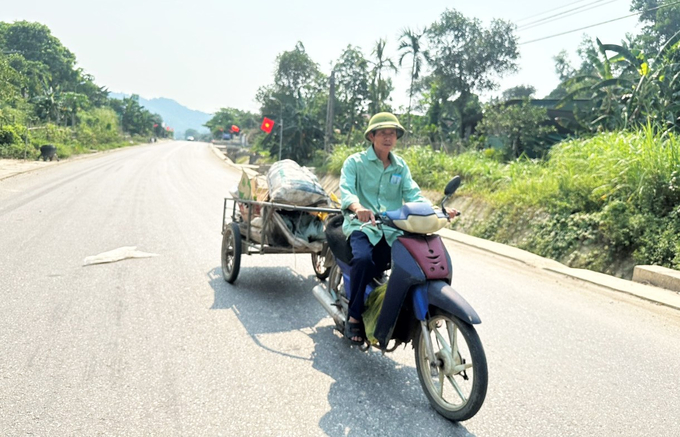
311, 250, 330, 280
414, 308, 488, 422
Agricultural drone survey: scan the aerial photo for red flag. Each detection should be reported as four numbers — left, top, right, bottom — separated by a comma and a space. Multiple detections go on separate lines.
260, 117, 275, 134
231, 125, 240, 133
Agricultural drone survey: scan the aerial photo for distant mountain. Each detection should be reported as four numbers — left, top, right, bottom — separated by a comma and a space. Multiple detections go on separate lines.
109, 93, 212, 137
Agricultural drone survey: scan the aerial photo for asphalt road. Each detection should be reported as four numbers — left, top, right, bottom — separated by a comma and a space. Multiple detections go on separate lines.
1, 141, 679, 436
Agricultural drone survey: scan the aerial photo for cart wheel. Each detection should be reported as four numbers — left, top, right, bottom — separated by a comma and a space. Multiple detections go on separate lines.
312, 249, 330, 280
221, 222, 242, 283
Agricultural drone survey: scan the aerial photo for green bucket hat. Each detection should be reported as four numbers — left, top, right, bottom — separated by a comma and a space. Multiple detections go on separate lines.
364, 112, 405, 141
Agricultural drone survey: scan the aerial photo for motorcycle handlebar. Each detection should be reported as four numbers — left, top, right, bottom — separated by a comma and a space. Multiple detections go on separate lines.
349, 209, 460, 225
348, 213, 383, 230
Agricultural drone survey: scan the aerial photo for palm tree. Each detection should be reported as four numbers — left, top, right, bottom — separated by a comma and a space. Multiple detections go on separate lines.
398, 27, 425, 131
369, 38, 397, 114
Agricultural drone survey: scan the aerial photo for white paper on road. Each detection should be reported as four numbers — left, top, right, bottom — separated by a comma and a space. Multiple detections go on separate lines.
83, 246, 159, 266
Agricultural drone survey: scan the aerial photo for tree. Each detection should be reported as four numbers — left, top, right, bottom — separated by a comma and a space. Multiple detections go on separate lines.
547, 36, 614, 101
0, 54, 24, 125
424, 9, 519, 139
205, 107, 258, 138
0, 54, 21, 103
398, 27, 426, 130
60, 91, 89, 127
76, 72, 109, 108
272, 97, 324, 163
476, 101, 557, 158
184, 128, 199, 139
109, 94, 158, 136
150, 114, 167, 139
333, 45, 370, 144
631, 0, 680, 52
33, 86, 62, 124
0, 21, 78, 91
502, 85, 536, 100
368, 38, 397, 114
547, 50, 577, 99
76, 107, 122, 145
273, 41, 324, 100
254, 42, 328, 162
5, 53, 50, 100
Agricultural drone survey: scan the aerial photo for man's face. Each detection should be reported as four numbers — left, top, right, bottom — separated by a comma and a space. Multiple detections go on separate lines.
369, 128, 398, 151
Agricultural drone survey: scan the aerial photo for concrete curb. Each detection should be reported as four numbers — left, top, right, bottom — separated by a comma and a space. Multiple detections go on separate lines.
210, 143, 680, 312
210, 143, 239, 169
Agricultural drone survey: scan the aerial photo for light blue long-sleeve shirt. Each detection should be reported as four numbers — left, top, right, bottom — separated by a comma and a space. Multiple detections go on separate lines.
340, 145, 428, 246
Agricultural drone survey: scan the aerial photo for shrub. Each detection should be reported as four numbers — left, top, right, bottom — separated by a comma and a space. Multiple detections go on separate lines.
475, 101, 557, 159
326, 144, 364, 175
0, 125, 19, 145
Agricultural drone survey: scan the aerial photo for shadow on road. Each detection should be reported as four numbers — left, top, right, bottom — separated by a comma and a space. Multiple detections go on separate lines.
206, 265, 326, 335
206, 265, 475, 435
308, 327, 476, 436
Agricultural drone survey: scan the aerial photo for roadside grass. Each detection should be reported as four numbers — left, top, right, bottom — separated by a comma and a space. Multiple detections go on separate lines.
1, 121, 154, 160
325, 127, 680, 276
2, 136, 151, 161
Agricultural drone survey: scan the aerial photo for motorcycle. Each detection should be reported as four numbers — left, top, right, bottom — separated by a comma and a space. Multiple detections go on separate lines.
312, 176, 487, 422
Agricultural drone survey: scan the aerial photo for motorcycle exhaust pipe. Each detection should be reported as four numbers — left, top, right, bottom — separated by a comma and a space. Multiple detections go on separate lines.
312, 284, 346, 327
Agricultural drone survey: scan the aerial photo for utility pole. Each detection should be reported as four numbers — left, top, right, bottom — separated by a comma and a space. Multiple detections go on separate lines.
24, 123, 29, 161
269, 96, 284, 161
324, 70, 336, 154
278, 106, 283, 161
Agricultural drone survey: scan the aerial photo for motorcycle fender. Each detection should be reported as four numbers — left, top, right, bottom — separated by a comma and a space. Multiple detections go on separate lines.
427, 280, 481, 325
374, 241, 425, 348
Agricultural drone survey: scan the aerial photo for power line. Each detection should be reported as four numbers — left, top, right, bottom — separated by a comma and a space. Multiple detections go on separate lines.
518, 0, 621, 31
515, 0, 594, 23
519, 0, 680, 45
519, 14, 637, 44
518, 0, 606, 28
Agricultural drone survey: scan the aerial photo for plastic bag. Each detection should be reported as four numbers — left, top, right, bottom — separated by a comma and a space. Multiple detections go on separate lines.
363, 283, 388, 345
266, 159, 329, 206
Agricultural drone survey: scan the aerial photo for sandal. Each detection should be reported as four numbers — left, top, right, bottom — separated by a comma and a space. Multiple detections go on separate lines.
344, 320, 365, 345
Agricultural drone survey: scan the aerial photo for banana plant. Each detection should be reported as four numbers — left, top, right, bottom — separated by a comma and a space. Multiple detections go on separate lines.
623, 30, 680, 132
556, 39, 634, 132
558, 31, 680, 133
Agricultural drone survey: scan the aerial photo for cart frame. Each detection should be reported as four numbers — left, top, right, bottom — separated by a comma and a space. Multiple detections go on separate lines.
221, 196, 341, 283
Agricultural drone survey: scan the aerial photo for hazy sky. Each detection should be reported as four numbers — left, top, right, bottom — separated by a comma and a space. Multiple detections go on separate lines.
2, 0, 641, 115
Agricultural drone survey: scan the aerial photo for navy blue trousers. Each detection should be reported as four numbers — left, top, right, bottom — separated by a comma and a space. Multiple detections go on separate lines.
348, 231, 391, 321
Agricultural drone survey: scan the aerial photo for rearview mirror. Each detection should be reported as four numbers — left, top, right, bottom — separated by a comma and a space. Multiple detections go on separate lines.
444, 176, 461, 196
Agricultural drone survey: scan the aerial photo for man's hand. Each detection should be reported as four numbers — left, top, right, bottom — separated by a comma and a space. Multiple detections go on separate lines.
447, 208, 460, 218
350, 203, 376, 225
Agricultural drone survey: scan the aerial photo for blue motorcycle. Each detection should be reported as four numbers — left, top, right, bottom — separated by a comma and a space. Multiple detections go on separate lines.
312, 176, 488, 422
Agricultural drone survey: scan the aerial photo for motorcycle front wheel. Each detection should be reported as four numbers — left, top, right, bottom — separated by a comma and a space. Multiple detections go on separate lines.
414, 308, 488, 422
